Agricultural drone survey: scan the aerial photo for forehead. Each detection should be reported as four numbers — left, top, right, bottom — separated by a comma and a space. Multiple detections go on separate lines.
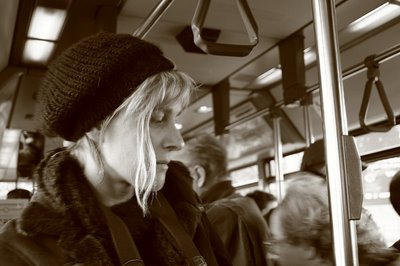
155, 101, 183, 114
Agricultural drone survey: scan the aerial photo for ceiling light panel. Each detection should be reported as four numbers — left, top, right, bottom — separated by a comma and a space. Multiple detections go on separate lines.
27, 7, 67, 41
22, 39, 55, 64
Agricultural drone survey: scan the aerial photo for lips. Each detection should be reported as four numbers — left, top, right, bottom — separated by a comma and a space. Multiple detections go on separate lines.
156, 161, 169, 170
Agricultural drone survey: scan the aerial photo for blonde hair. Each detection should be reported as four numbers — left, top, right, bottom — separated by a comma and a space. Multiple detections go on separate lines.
278, 173, 400, 264
73, 70, 196, 212
278, 174, 332, 260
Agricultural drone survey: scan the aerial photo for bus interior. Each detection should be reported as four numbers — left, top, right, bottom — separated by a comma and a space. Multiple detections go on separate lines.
0, 0, 400, 262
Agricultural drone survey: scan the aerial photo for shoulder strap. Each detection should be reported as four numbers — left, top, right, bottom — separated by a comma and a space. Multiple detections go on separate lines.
101, 205, 144, 266
150, 193, 207, 266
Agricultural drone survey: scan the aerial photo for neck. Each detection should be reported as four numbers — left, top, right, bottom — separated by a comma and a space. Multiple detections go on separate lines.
72, 143, 134, 207
94, 173, 135, 206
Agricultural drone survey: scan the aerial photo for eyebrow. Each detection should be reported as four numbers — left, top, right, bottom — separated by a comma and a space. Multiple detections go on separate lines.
156, 106, 182, 116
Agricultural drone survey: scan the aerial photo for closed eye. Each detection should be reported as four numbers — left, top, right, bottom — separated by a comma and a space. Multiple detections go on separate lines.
151, 110, 166, 124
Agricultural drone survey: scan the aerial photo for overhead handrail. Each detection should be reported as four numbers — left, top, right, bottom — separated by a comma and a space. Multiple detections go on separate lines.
191, 0, 258, 57
224, 43, 400, 132
132, 0, 174, 38
359, 55, 396, 132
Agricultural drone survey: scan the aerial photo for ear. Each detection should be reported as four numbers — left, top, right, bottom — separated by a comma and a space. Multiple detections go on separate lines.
192, 165, 206, 188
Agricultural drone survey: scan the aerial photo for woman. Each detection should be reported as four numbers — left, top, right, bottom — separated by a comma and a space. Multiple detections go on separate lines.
267, 173, 400, 266
0, 32, 231, 266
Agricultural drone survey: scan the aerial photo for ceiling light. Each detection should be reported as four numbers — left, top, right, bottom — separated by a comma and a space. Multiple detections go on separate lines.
196, 105, 213, 114
22, 40, 55, 64
254, 66, 282, 86
304, 47, 317, 65
175, 123, 183, 130
251, 47, 315, 87
347, 2, 400, 33
28, 7, 67, 41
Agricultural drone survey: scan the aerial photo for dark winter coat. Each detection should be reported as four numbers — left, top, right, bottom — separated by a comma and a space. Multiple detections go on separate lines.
200, 180, 270, 266
0, 148, 232, 266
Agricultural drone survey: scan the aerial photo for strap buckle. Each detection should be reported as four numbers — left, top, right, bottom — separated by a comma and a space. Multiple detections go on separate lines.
192, 255, 207, 266
123, 259, 145, 266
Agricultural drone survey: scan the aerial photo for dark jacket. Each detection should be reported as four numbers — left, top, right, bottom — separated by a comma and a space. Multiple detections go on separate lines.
200, 180, 270, 266
0, 148, 231, 266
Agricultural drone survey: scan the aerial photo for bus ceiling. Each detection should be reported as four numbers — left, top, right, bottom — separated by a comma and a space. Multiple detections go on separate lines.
0, 0, 399, 155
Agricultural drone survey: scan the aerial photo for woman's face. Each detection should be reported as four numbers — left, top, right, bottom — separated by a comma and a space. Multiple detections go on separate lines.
268, 209, 319, 266
100, 103, 184, 191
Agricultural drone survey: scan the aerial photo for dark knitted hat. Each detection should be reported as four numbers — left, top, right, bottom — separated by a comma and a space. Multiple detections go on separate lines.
36, 32, 174, 141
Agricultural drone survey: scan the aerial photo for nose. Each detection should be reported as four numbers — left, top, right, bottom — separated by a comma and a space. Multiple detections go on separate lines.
163, 122, 184, 151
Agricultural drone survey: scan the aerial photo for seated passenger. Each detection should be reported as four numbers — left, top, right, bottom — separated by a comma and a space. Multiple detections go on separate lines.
268, 173, 400, 266
245, 190, 277, 217
6, 188, 31, 200
173, 134, 270, 266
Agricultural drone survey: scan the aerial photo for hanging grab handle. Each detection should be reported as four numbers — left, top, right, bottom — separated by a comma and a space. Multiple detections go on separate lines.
192, 0, 258, 57
358, 55, 396, 132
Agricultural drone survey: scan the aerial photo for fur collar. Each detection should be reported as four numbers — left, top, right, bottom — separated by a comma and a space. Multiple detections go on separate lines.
16, 148, 203, 265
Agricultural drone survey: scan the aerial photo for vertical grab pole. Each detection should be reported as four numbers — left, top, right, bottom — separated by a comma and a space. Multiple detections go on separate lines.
303, 95, 314, 147
303, 105, 312, 147
311, 0, 356, 265
272, 112, 284, 203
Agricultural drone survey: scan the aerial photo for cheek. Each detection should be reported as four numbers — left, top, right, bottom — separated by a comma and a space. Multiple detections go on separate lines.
149, 127, 162, 149
102, 124, 139, 175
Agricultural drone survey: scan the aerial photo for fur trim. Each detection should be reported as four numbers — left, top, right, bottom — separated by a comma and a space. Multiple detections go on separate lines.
16, 149, 204, 265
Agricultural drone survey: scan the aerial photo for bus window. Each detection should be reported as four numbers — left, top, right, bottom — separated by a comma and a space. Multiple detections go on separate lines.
230, 164, 259, 188
362, 157, 400, 247
0, 181, 33, 199
268, 151, 304, 176
230, 164, 264, 195
356, 125, 400, 156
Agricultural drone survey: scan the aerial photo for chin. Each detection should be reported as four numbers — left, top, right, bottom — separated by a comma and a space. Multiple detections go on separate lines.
153, 173, 166, 191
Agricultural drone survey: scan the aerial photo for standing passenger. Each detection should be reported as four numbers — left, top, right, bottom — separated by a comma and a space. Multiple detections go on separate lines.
173, 134, 270, 266
268, 173, 400, 266
0, 32, 232, 266
300, 138, 368, 177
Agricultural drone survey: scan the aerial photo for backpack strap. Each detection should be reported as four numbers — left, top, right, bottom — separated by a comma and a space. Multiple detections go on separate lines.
101, 205, 144, 266
150, 193, 207, 266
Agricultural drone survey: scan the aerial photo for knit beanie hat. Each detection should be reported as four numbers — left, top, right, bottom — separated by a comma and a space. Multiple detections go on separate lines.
36, 32, 174, 141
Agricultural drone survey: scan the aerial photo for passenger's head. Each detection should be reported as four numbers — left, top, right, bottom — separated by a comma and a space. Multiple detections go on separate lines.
389, 170, 400, 216
7, 188, 32, 199
301, 139, 367, 177
172, 134, 227, 193
36, 32, 196, 212
246, 190, 277, 215
300, 139, 327, 177
268, 174, 332, 266
268, 172, 399, 266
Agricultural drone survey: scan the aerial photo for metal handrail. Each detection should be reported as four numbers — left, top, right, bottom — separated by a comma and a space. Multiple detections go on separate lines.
226, 43, 400, 131
132, 0, 174, 38
359, 55, 396, 132
192, 0, 258, 57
